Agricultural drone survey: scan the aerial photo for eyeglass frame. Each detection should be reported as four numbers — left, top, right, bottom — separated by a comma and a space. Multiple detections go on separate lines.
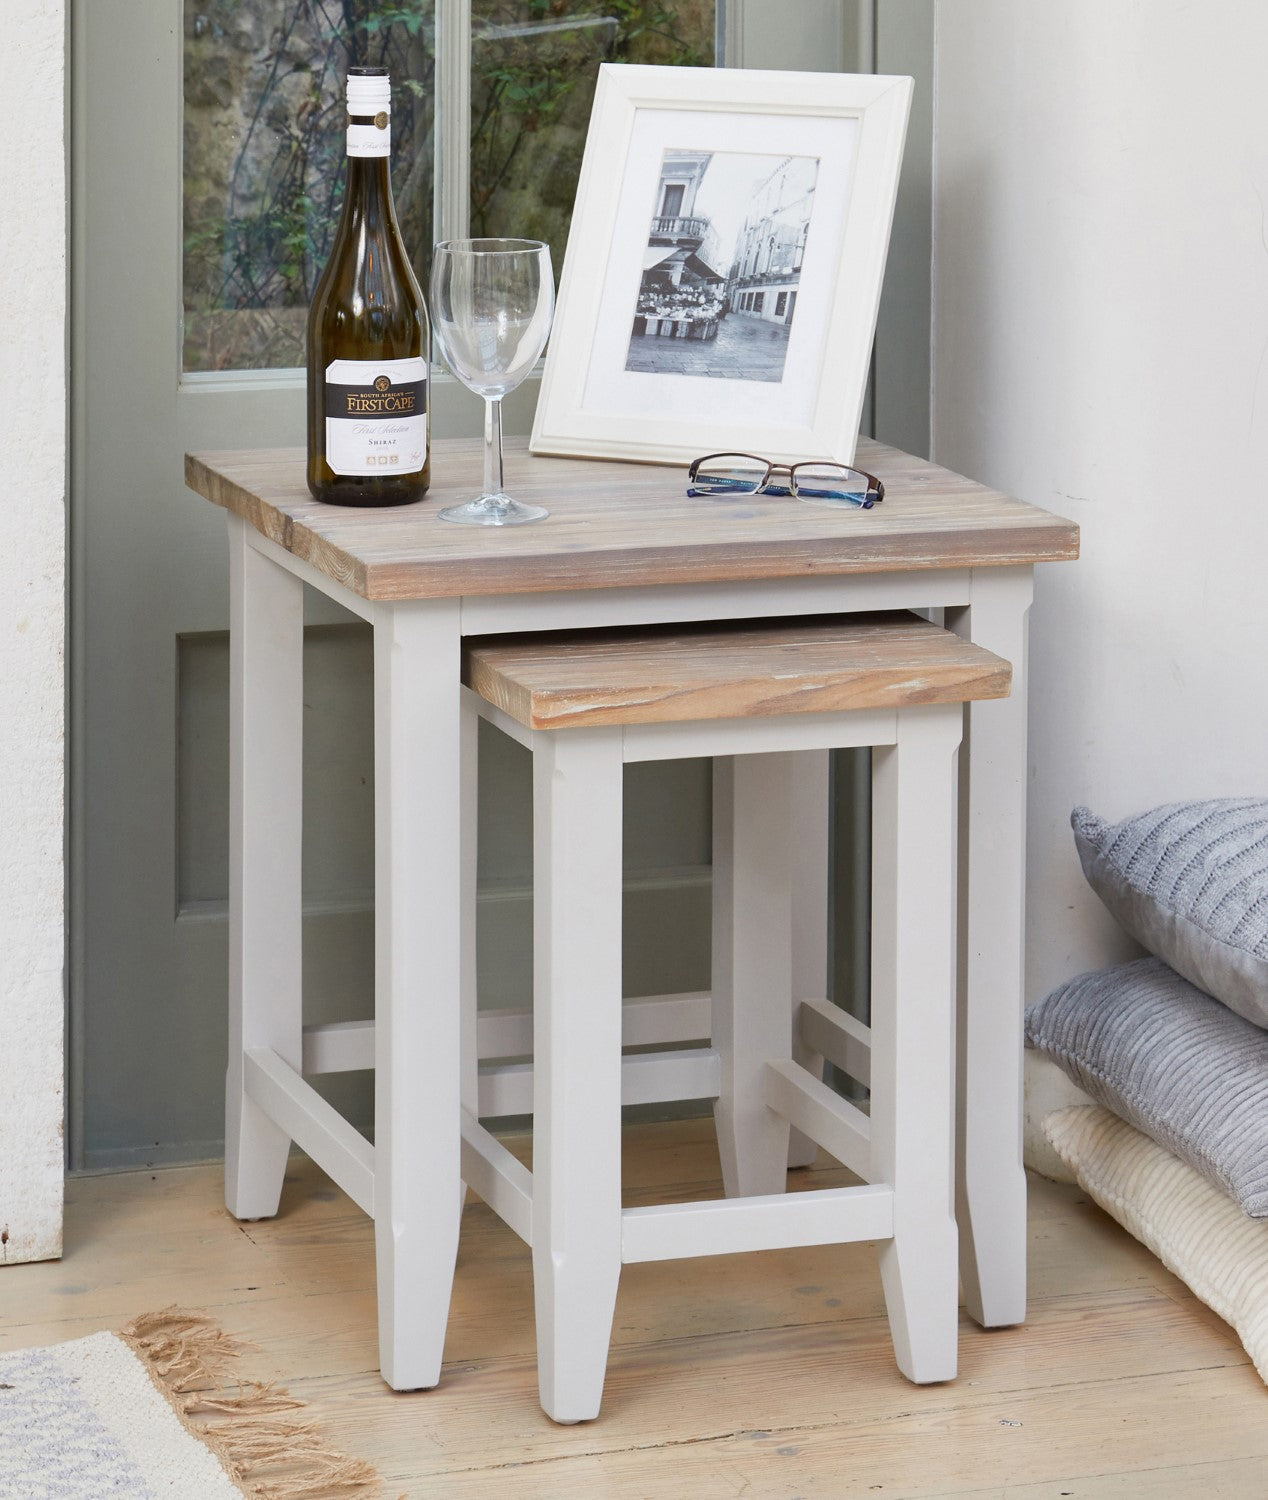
686, 452, 885, 508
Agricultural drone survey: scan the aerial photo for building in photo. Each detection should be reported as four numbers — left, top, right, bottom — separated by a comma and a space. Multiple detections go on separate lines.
631, 151, 729, 344
626, 148, 818, 382
728, 156, 817, 326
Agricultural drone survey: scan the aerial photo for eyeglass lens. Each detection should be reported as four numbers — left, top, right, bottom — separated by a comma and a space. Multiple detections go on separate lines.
689, 455, 769, 494
792, 463, 875, 504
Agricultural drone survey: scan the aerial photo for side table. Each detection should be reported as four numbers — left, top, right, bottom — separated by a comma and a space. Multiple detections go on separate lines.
186, 436, 1078, 1390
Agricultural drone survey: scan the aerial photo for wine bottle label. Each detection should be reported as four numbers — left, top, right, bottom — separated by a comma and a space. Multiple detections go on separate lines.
347, 114, 391, 158
324, 356, 427, 476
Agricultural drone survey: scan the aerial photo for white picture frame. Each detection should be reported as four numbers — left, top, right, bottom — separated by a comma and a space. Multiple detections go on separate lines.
530, 64, 912, 468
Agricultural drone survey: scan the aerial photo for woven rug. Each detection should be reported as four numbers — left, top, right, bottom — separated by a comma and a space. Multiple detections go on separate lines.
0, 1309, 381, 1498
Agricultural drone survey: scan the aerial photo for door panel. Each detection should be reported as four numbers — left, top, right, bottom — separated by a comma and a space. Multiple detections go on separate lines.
72, 0, 925, 1167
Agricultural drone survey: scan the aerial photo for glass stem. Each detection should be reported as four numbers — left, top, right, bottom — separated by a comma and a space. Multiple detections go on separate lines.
484, 396, 504, 500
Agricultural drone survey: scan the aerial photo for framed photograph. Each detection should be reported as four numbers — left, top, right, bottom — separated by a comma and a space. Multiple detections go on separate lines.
530, 64, 912, 467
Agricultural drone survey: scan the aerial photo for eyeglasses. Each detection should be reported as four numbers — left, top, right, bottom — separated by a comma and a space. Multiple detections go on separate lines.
687, 452, 884, 509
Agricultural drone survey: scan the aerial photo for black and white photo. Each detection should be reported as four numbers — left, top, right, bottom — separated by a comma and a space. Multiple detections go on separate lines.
626, 149, 818, 383
532, 65, 912, 465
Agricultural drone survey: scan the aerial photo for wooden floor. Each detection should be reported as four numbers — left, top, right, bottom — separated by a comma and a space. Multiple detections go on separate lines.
5, 1120, 1266, 1498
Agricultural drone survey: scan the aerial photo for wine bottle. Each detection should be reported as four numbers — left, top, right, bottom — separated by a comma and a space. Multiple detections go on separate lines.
307, 67, 430, 506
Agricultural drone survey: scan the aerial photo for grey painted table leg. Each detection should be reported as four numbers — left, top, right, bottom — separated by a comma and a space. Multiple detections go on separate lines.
949, 566, 1034, 1328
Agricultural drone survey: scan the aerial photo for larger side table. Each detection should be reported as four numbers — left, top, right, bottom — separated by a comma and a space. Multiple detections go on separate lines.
185, 436, 1078, 1391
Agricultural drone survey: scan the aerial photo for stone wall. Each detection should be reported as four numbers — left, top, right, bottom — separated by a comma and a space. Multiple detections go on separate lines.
183, 0, 434, 370
181, 0, 711, 371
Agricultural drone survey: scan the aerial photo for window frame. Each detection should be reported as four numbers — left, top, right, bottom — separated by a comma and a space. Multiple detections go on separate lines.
179, 0, 855, 415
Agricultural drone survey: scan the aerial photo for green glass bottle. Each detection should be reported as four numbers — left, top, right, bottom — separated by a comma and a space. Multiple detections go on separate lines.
306, 67, 430, 506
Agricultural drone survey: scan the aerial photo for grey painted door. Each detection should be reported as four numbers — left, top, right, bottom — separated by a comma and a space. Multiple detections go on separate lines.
70, 0, 930, 1168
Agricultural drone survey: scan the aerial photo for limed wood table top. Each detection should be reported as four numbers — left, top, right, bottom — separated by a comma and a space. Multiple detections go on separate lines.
185, 437, 1079, 601
465, 613, 1013, 732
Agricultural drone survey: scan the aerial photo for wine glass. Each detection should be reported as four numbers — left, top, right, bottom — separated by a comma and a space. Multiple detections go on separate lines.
430, 238, 554, 525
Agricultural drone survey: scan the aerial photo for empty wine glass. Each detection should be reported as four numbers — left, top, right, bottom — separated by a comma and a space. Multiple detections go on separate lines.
430, 238, 554, 526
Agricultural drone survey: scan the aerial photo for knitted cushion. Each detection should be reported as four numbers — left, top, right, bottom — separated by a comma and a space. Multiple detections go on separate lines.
1025, 956, 1268, 1216
1043, 1104, 1268, 1386
1072, 797, 1268, 1027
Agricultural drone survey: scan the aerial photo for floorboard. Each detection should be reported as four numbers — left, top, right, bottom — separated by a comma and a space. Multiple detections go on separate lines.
2, 1120, 1263, 1498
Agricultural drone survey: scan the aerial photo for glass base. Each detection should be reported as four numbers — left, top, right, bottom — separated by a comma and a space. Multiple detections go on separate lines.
438, 492, 548, 526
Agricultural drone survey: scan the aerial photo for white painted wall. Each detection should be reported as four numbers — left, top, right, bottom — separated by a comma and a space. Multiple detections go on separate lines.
932, 3, 1268, 1175
0, 1, 66, 1262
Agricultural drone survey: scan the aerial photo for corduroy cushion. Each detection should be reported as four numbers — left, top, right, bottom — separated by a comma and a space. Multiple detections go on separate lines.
1072, 797, 1268, 1028
1025, 956, 1268, 1216
1044, 1104, 1268, 1386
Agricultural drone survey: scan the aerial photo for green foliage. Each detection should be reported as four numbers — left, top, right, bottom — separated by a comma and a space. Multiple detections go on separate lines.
468, 0, 711, 235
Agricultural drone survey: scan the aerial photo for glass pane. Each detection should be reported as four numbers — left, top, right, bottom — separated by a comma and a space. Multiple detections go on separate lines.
691, 456, 766, 494
469, 2, 715, 254
793, 464, 873, 503
183, 1, 435, 372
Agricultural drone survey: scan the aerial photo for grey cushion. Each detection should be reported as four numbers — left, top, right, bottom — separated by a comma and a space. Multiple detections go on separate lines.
1025, 956, 1268, 1216
1072, 798, 1268, 1028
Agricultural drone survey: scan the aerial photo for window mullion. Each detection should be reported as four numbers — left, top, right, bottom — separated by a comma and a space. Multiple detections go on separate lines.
433, 0, 472, 247
718, 0, 740, 65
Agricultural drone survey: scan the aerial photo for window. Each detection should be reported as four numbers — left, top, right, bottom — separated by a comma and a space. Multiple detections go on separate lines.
752, 290, 764, 314
775, 290, 787, 317
660, 182, 686, 219
183, 0, 716, 372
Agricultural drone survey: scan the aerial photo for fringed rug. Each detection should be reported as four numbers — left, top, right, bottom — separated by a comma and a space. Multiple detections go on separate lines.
0, 1309, 382, 1498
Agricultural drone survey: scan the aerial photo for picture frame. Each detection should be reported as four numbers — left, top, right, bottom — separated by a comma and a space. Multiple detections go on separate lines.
530, 64, 913, 468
